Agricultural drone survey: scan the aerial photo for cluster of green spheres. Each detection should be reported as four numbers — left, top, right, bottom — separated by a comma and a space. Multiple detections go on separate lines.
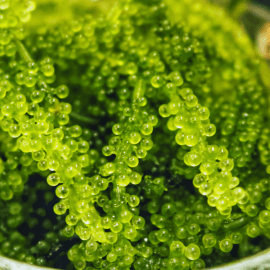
0, 0, 269, 269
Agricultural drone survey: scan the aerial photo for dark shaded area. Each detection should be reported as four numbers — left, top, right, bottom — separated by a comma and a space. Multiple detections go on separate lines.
254, 0, 270, 7
19, 174, 58, 244
231, 244, 239, 259
250, 236, 262, 246
17, 174, 80, 269
45, 237, 79, 269
241, 8, 265, 41
168, 174, 195, 194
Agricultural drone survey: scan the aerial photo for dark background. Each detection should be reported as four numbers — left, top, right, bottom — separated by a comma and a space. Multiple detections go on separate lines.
254, 0, 270, 6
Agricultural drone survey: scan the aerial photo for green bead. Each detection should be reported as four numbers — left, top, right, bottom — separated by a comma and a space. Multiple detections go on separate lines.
53, 202, 67, 215
219, 239, 233, 253
56, 85, 69, 98
107, 252, 117, 262
151, 75, 165, 88
1, 188, 13, 200
199, 162, 215, 176
127, 156, 139, 167
159, 104, 171, 118
66, 214, 79, 226
184, 152, 202, 167
169, 71, 183, 86
86, 240, 98, 254
161, 203, 176, 218
185, 95, 198, 107
42, 64, 54, 77
247, 223, 261, 238
187, 223, 201, 235
204, 124, 216, 137
149, 231, 160, 245
190, 259, 205, 270
47, 173, 61, 186
246, 205, 259, 217
131, 216, 145, 229
157, 229, 170, 242
219, 158, 234, 171
129, 132, 141, 144
106, 232, 118, 244
128, 195, 140, 207
231, 232, 243, 244
31, 90, 45, 103
202, 233, 216, 248
185, 244, 200, 260
111, 221, 123, 233
9, 203, 22, 215
36, 240, 50, 255
173, 213, 186, 227
141, 246, 153, 258
56, 184, 70, 198
8, 173, 22, 185
265, 197, 270, 210
119, 209, 133, 223
259, 210, 270, 224
170, 241, 185, 256
193, 174, 206, 188
175, 227, 188, 240
167, 257, 182, 270
198, 107, 210, 120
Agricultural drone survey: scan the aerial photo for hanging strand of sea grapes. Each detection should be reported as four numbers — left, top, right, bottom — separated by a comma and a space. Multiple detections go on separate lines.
0, 0, 38, 204
155, 73, 247, 216
0, 16, 104, 254
0, 117, 36, 201
66, 79, 158, 267
12, 38, 104, 227
99, 78, 156, 234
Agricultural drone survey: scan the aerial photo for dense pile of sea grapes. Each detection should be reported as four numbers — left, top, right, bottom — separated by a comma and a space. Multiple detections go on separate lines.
0, 0, 269, 269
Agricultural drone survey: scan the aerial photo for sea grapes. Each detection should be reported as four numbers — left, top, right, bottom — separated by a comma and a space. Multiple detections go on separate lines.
0, 0, 269, 269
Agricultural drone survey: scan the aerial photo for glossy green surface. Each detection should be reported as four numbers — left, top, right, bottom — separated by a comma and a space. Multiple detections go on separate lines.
0, 0, 269, 269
